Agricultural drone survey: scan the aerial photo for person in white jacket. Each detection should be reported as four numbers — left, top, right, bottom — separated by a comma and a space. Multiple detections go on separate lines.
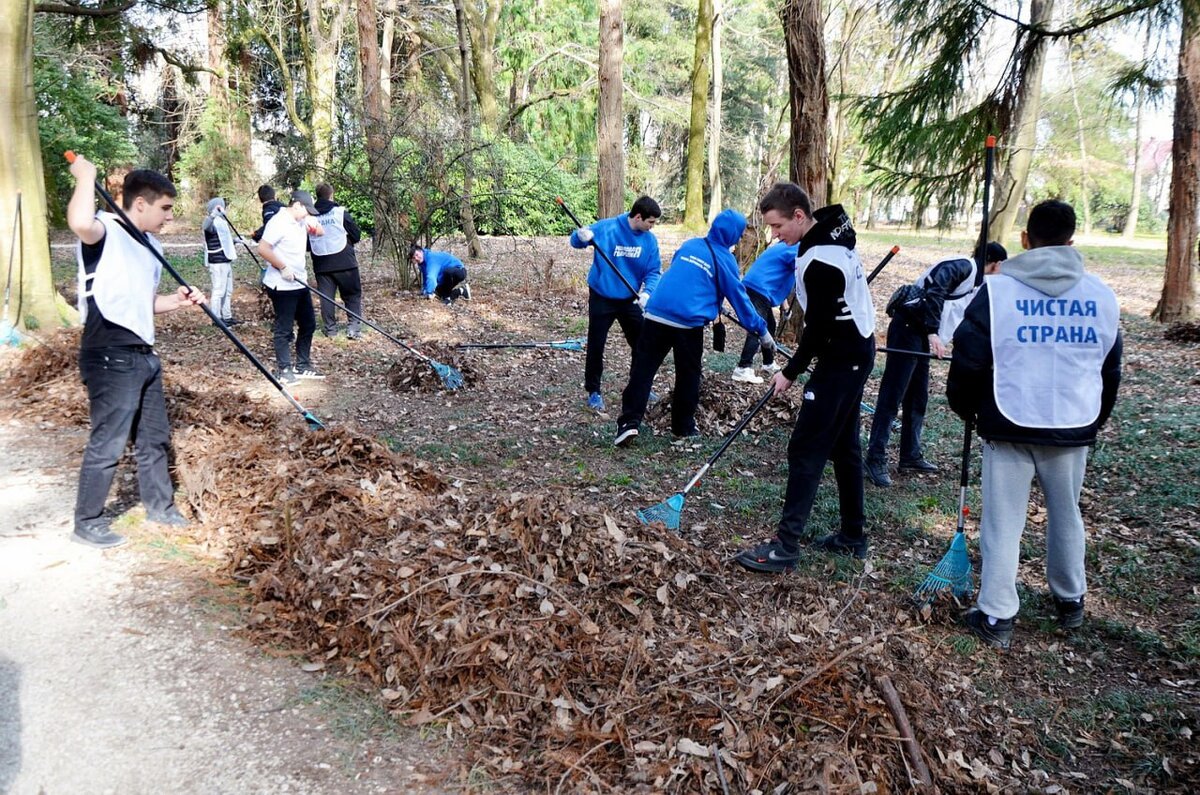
202, 197, 240, 325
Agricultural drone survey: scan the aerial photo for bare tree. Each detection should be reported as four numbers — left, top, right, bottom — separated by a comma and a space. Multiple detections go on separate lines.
682, 0, 713, 231
781, 0, 829, 205
597, 0, 625, 218
452, 0, 483, 258
707, 0, 723, 221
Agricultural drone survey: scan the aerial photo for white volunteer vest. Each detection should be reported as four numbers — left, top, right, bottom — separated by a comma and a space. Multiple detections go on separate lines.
915, 257, 978, 341
987, 273, 1119, 428
77, 212, 162, 345
308, 206, 347, 256
794, 244, 875, 338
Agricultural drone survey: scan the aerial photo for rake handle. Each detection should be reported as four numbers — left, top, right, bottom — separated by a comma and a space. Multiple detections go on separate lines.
955, 422, 973, 534
878, 347, 952, 361
63, 151, 323, 428
681, 386, 775, 496
555, 196, 641, 301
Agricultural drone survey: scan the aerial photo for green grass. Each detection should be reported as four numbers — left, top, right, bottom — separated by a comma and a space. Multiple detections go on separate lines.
296, 677, 405, 746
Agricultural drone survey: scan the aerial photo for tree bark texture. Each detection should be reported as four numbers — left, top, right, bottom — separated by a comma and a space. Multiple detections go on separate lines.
597, 0, 625, 218
1155, 0, 1200, 322
358, 0, 400, 264
305, 0, 351, 175
1123, 83, 1145, 239
1066, 45, 1092, 235
463, 0, 500, 135
780, 0, 828, 206
0, 0, 75, 331
707, 0, 723, 222
452, 0, 482, 258
683, 0, 713, 231
988, 0, 1053, 245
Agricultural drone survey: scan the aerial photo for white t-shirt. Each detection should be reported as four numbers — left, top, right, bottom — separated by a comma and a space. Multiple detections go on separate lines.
260, 211, 309, 291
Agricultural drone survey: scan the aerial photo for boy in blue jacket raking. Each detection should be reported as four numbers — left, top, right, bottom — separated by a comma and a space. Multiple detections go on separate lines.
569, 196, 663, 412
613, 209, 774, 446
733, 240, 799, 384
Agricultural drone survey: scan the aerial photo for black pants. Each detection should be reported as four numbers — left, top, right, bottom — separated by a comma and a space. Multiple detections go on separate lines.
618, 320, 704, 436
777, 356, 873, 546
316, 268, 363, 335
266, 286, 316, 371
736, 287, 777, 368
74, 346, 174, 531
585, 288, 643, 394
435, 264, 468, 300
865, 317, 929, 465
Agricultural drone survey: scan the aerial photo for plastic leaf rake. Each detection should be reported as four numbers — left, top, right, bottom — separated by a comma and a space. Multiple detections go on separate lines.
455, 338, 585, 352
914, 423, 975, 603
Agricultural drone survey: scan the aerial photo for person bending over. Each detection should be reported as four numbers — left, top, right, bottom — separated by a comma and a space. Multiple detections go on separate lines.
413, 245, 471, 304
731, 239, 798, 384
257, 190, 325, 384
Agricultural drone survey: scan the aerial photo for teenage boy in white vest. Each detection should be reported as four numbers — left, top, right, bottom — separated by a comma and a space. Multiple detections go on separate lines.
67, 154, 207, 549
412, 246, 471, 304
731, 239, 799, 384
202, 197, 241, 326
734, 184, 876, 571
257, 190, 325, 385
569, 196, 663, 413
864, 241, 1008, 487
613, 208, 772, 447
309, 183, 364, 339
948, 200, 1122, 650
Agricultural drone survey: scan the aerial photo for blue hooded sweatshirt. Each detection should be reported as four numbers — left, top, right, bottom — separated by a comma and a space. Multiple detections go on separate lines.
742, 241, 799, 306
570, 214, 661, 300
420, 249, 465, 295
643, 209, 767, 335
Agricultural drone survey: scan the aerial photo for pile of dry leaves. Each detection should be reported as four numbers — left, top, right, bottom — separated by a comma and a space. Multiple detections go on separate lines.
645, 374, 802, 437
385, 342, 480, 393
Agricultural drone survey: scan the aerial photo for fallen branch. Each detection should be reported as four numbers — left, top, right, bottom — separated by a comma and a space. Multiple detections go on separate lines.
877, 675, 932, 788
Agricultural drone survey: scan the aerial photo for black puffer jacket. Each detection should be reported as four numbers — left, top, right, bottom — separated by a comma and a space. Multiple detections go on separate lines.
251, 199, 285, 242
309, 198, 362, 273
946, 246, 1122, 446
908, 257, 977, 334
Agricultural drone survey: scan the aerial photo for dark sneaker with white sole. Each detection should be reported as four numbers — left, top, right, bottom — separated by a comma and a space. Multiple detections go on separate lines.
899, 458, 939, 473
276, 368, 299, 386
865, 459, 892, 487
1053, 595, 1085, 630
614, 425, 639, 447
963, 607, 1013, 650
72, 524, 127, 549
812, 531, 868, 560
146, 506, 190, 528
295, 366, 326, 380
734, 538, 800, 573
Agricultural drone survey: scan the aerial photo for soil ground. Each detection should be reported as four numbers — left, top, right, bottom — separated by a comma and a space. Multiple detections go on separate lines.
3, 226, 1198, 792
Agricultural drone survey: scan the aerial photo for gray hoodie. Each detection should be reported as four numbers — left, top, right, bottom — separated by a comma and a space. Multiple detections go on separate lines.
1000, 245, 1084, 297
203, 198, 237, 263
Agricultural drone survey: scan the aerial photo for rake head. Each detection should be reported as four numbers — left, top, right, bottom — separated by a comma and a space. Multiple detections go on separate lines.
637, 492, 685, 531
549, 338, 585, 351
432, 360, 465, 390
0, 319, 21, 347
303, 411, 326, 431
913, 530, 973, 604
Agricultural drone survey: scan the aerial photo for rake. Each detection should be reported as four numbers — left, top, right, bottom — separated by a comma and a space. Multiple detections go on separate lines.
913, 422, 975, 602
555, 196, 642, 300
65, 152, 325, 430
637, 386, 775, 531
220, 210, 465, 392
455, 338, 584, 352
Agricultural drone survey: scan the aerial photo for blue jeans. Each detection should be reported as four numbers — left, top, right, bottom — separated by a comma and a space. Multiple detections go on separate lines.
74, 346, 175, 531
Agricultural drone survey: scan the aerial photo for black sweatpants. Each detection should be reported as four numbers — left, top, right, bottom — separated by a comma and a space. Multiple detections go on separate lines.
618, 319, 704, 437
865, 317, 930, 465
266, 286, 315, 371
435, 264, 468, 300
777, 356, 873, 547
736, 287, 778, 368
585, 288, 644, 394
316, 268, 363, 335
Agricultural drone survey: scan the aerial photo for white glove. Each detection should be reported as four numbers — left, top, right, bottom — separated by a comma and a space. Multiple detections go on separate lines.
758, 331, 776, 353
280, 267, 295, 282
576, 227, 595, 244
637, 291, 650, 310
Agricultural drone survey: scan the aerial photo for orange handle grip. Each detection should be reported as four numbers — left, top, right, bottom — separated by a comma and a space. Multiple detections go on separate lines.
890, 245, 900, 254
65, 150, 77, 163
985, 135, 996, 148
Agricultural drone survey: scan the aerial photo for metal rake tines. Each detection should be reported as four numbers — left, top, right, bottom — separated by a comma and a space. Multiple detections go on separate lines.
637, 493, 685, 531
914, 531, 973, 601
432, 361, 465, 390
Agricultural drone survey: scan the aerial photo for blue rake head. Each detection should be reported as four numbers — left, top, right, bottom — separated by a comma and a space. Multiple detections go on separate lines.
432, 361, 465, 390
637, 492, 686, 531
549, 338, 586, 352
303, 412, 327, 431
0, 319, 21, 347
913, 530, 973, 603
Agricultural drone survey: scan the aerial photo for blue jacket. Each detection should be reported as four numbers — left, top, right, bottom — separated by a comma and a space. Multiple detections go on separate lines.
742, 241, 799, 306
570, 214, 661, 300
644, 209, 767, 335
420, 249, 465, 295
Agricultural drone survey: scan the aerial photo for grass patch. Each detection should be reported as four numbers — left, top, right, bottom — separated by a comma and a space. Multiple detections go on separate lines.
296, 677, 405, 746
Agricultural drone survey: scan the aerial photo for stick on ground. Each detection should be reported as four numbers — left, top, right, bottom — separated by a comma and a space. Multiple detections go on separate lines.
877, 675, 932, 788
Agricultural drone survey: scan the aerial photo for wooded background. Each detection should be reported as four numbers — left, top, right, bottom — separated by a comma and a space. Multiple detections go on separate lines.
1, 0, 1196, 329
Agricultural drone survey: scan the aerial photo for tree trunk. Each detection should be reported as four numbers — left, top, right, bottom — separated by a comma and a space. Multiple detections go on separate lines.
706, 0, 723, 221
0, 0, 75, 331
306, 0, 351, 175
380, 0, 396, 108
1123, 83, 1145, 238
1154, 0, 1200, 323
682, 0, 713, 231
1066, 44, 1092, 235
358, 0, 400, 264
463, 0, 501, 136
780, 0, 829, 205
597, 0, 625, 218
452, 0, 482, 258
989, 0, 1054, 245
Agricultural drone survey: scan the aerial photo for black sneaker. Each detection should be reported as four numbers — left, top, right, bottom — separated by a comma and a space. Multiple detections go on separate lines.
812, 531, 869, 560
865, 459, 892, 487
459, 282, 472, 300
295, 366, 326, 380
614, 425, 639, 448
734, 538, 800, 573
899, 458, 939, 473
276, 367, 299, 386
1053, 595, 1085, 630
146, 506, 189, 528
72, 524, 127, 549
963, 607, 1013, 650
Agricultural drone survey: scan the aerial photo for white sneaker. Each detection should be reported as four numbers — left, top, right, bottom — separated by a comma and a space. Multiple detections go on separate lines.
731, 366, 764, 384
760, 362, 782, 375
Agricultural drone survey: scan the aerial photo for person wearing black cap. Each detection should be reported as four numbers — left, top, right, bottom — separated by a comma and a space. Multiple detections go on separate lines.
864, 241, 1009, 487
257, 190, 325, 384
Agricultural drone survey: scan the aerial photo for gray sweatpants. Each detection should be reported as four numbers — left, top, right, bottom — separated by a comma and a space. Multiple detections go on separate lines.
978, 440, 1089, 620
208, 260, 234, 321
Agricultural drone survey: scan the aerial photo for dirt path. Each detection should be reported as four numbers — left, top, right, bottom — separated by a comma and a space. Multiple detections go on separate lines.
0, 424, 456, 795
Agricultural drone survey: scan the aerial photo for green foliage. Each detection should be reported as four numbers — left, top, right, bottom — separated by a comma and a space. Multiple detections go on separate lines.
34, 21, 136, 224
176, 103, 258, 221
